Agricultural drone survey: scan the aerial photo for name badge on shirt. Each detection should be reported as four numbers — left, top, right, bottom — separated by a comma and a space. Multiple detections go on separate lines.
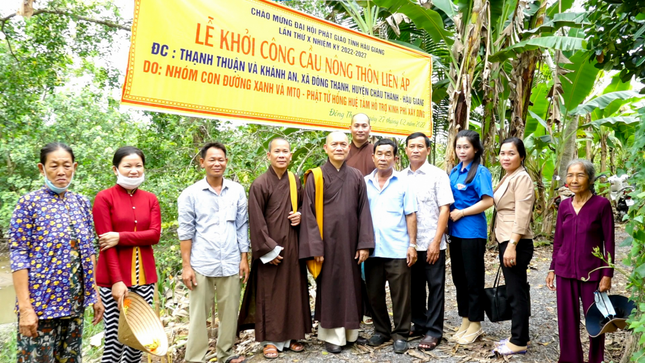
456, 183, 467, 191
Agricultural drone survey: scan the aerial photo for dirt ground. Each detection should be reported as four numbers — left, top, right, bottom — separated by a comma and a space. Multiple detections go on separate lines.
161, 228, 633, 363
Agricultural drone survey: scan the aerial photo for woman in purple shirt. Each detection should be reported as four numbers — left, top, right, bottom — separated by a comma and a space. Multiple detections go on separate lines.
10, 143, 104, 362
546, 159, 614, 363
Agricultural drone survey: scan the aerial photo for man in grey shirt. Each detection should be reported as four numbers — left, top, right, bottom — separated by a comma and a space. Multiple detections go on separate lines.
178, 142, 249, 363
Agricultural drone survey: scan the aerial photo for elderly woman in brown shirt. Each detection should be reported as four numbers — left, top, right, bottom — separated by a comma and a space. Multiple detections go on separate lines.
492, 138, 535, 356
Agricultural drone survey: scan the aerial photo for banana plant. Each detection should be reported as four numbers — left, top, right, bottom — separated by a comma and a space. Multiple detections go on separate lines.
370, 0, 588, 170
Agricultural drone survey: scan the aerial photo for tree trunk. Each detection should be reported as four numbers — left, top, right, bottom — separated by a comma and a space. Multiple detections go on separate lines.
482, 81, 498, 168
610, 147, 615, 175
444, 0, 487, 171
509, 0, 547, 138
600, 131, 607, 172
481, 1, 498, 168
557, 116, 580, 185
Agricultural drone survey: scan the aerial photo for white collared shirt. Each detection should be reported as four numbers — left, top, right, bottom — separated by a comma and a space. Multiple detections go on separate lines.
402, 162, 454, 251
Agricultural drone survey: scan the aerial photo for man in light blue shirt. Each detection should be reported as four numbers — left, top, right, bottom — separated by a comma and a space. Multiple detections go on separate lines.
364, 138, 418, 354
178, 142, 249, 363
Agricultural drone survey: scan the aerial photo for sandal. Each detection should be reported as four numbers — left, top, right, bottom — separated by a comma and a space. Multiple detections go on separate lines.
263, 345, 278, 359
363, 315, 373, 325
418, 335, 439, 351
495, 338, 531, 347
456, 328, 482, 345
493, 342, 527, 356
225, 355, 247, 363
449, 329, 466, 342
288, 341, 305, 352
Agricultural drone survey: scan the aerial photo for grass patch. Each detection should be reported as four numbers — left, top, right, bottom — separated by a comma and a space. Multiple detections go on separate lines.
82, 307, 105, 362
0, 325, 17, 362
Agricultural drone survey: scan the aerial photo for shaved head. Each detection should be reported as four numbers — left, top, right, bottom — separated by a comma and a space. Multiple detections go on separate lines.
326, 131, 349, 144
349, 113, 371, 147
351, 113, 370, 125
324, 131, 350, 167
267, 137, 292, 174
268, 137, 290, 151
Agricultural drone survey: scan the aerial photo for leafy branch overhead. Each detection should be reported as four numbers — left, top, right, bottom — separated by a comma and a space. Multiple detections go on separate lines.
584, 0, 645, 82
0, 0, 131, 131
0, 8, 132, 32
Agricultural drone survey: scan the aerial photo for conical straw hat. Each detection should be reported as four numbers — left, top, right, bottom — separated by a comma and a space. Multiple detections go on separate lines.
117, 292, 168, 356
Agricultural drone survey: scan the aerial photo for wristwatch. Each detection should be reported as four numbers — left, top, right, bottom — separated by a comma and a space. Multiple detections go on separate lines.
409, 244, 418, 250
508, 240, 517, 246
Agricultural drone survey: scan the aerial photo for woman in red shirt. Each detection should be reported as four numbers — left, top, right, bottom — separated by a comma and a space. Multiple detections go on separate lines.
94, 146, 161, 363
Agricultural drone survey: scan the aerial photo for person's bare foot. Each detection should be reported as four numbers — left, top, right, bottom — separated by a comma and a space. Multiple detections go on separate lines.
263, 345, 278, 359
418, 335, 440, 351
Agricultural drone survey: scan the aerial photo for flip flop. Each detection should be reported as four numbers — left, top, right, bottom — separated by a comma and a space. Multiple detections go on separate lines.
263, 345, 278, 359
225, 355, 247, 363
493, 342, 527, 356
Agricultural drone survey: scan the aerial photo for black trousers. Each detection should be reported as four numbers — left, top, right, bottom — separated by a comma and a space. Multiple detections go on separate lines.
411, 250, 445, 339
364, 257, 412, 341
499, 239, 533, 346
361, 279, 373, 318
449, 237, 485, 322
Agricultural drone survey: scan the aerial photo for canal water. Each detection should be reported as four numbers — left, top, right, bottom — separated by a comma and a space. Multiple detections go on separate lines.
0, 255, 16, 324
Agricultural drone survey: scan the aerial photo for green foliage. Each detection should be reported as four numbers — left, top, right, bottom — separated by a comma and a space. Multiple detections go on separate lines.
560, 51, 601, 112
0, 0, 126, 134
570, 91, 643, 116
523, 12, 588, 37
585, 0, 645, 82
371, 0, 454, 46
620, 116, 645, 358
338, 0, 383, 36
0, 327, 17, 362
489, 36, 586, 63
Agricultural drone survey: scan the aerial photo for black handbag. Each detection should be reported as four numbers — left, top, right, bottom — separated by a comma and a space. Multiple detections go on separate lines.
483, 265, 513, 322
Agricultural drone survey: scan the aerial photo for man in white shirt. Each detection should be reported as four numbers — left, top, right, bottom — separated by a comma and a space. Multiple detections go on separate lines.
402, 132, 454, 351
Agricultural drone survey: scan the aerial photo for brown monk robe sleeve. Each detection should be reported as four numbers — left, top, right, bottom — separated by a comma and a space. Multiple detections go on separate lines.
299, 172, 324, 259
356, 175, 375, 252
248, 178, 279, 259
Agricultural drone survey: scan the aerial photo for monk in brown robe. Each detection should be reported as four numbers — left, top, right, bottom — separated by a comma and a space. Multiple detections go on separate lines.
345, 113, 376, 325
346, 113, 375, 176
299, 131, 375, 354
238, 138, 312, 359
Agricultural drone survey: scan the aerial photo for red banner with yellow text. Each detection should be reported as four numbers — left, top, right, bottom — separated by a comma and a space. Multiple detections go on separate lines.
121, 0, 432, 136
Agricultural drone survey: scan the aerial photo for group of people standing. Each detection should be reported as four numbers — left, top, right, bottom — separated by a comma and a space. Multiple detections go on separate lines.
9, 112, 614, 363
